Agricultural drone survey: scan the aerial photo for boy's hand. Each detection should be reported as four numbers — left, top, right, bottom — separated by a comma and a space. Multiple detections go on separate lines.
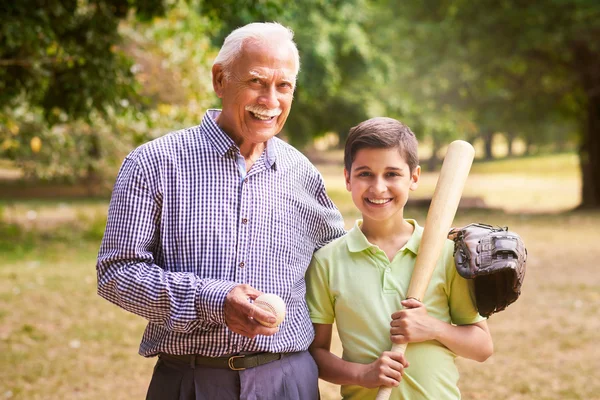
358, 351, 409, 388
390, 299, 441, 344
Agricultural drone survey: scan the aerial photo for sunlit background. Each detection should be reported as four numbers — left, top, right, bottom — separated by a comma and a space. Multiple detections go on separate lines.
1, 1, 599, 399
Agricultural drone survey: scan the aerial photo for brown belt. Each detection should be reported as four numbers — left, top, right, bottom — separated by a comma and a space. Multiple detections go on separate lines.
159, 352, 286, 371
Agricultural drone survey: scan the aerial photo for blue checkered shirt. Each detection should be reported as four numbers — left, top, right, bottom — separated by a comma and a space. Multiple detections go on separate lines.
97, 110, 346, 357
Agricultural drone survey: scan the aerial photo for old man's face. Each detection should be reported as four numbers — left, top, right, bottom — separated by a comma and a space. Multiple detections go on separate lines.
213, 39, 297, 152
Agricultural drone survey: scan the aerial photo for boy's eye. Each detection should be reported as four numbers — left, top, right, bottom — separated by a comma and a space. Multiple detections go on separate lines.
357, 172, 371, 177
386, 172, 401, 177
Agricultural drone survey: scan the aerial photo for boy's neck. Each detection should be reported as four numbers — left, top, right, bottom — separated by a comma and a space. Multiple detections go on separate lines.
360, 217, 414, 259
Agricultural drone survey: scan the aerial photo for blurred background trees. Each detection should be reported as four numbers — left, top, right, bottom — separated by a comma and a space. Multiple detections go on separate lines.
1, 0, 599, 208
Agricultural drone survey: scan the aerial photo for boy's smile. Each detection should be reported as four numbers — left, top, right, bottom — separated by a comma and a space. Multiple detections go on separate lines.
345, 147, 420, 225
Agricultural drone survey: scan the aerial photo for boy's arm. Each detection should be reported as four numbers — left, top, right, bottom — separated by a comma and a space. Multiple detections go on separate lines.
309, 323, 409, 388
390, 299, 493, 362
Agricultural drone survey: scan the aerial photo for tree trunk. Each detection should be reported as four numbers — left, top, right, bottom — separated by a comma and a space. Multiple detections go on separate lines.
483, 131, 493, 160
573, 42, 600, 209
505, 132, 515, 157
578, 94, 600, 209
427, 136, 441, 171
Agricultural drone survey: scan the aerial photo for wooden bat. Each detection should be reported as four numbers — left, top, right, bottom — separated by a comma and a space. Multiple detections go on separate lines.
375, 140, 475, 400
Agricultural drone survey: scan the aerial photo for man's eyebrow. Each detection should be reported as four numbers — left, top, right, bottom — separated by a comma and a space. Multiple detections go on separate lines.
249, 70, 267, 79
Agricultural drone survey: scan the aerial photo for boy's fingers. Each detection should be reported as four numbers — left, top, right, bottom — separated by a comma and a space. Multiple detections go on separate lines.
401, 298, 423, 308
390, 333, 408, 345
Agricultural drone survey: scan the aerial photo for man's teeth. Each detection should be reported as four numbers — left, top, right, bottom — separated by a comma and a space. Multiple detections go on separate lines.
367, 198, 391, 204
251, 111, 276, 120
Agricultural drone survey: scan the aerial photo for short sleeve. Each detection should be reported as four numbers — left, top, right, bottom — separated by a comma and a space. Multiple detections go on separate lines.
445, 247, 486, 325
305, 255, 336, 324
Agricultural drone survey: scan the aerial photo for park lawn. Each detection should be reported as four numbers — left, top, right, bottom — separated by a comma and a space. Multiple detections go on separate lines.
1, 152, 599, 399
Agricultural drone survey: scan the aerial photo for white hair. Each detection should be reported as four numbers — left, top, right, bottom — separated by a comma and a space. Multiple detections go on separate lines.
213, 22, 300, 78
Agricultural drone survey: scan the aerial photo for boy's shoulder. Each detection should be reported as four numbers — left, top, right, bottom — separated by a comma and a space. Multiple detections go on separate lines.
313, 230, 353, 261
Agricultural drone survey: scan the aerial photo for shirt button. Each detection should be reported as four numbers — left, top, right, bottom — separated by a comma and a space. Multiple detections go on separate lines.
239, 262, 245, 268
242, 218, 248, 224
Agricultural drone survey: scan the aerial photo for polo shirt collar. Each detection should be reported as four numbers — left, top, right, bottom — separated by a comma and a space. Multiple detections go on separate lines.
202, 109, 277, 168
346, 219, 423, 255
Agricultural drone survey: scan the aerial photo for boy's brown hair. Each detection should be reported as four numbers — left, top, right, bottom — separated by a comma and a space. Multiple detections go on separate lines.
344, 117, 419, 172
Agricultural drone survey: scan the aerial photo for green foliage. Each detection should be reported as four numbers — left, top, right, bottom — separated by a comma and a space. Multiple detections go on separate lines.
1, 1, 216, 182
0, 0, 168, 123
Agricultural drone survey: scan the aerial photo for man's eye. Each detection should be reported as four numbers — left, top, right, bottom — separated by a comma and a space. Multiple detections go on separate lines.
250, 78, 261, 84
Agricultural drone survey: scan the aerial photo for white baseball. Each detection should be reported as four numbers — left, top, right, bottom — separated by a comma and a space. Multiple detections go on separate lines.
253, 294, 286, 327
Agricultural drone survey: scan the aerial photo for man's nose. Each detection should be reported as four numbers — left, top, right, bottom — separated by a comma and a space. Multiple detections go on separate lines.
258, 85, 279, 109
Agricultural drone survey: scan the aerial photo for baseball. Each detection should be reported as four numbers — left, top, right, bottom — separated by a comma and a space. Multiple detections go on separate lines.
253, 293, 286, 327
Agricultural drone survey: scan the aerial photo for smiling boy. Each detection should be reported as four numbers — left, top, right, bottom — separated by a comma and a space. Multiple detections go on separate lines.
306, 117, 493, 399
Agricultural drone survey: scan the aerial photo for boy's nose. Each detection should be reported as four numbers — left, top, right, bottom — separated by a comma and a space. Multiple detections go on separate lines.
371, 178, 387, 193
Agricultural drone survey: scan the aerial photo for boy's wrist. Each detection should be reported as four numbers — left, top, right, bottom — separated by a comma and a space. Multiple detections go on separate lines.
349, 362, 367, 386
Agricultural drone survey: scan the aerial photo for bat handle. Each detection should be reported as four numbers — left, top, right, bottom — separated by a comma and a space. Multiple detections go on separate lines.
374, 342, 408, 400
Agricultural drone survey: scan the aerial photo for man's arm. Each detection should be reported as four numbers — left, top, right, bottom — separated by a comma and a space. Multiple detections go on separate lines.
97, 156, 276, 336
309, 324, 409, 388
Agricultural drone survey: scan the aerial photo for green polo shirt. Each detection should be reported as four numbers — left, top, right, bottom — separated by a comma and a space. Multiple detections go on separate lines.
306, 219, 484, 400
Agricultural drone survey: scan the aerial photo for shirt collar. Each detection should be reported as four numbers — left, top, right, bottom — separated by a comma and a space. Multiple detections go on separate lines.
202, 109, 277, 168
346, 219, 423, 255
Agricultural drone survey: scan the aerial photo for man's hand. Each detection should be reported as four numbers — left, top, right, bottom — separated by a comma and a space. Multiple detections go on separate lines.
224, 284, 279, 338
357, 351, 409, 388
390, 299, 442, 345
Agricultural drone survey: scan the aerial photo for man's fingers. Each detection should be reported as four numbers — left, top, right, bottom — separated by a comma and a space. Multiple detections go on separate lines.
250, 304, 277, 326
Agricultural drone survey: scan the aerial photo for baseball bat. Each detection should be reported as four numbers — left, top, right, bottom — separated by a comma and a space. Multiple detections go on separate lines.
375, 140, 475, 400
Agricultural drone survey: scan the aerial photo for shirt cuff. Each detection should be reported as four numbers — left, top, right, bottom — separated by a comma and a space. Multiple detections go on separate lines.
197, 280, 239, 326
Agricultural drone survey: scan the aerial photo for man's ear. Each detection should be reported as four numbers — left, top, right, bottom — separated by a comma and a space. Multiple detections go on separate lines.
344, 168, 351, 191
212, 64, 225, 98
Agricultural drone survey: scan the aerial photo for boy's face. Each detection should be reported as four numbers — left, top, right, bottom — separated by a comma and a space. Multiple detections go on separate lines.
344, 147, 420, 224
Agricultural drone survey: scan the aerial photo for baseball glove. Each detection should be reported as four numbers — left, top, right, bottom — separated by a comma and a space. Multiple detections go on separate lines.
448, 223, 527, 317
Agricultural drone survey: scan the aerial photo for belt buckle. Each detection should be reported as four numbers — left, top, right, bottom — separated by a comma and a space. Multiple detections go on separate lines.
228, 355, 246, 371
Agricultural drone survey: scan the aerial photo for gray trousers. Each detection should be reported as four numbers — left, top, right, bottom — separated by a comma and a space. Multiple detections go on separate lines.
146, 351, 319, 400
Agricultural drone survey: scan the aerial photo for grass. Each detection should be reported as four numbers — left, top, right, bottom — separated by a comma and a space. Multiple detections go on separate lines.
1, 152, 599, 400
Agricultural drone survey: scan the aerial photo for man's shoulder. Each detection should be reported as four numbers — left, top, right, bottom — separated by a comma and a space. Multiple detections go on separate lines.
271, 137, 317, 170
128, 125, 203, 161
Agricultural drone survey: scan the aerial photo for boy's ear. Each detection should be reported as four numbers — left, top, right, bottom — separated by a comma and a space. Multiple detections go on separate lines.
344, 168, 351, 191
410, 165, 421, 191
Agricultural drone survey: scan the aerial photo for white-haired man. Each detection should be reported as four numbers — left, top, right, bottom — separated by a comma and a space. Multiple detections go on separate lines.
97, 22, 346, 399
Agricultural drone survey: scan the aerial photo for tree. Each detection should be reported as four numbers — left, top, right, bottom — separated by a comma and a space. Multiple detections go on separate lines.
200, 0, 391, 146
0, 0, 170, 182
383, 0, 600, 208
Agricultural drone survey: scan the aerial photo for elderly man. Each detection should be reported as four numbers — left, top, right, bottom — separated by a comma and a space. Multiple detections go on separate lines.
96, 22, 345, 399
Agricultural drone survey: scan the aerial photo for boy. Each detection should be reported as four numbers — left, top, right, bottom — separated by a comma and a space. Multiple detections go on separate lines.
306, 117, 493, 399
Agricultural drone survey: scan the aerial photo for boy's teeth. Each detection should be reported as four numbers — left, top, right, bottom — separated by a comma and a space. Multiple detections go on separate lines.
368, 199, 390, 204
